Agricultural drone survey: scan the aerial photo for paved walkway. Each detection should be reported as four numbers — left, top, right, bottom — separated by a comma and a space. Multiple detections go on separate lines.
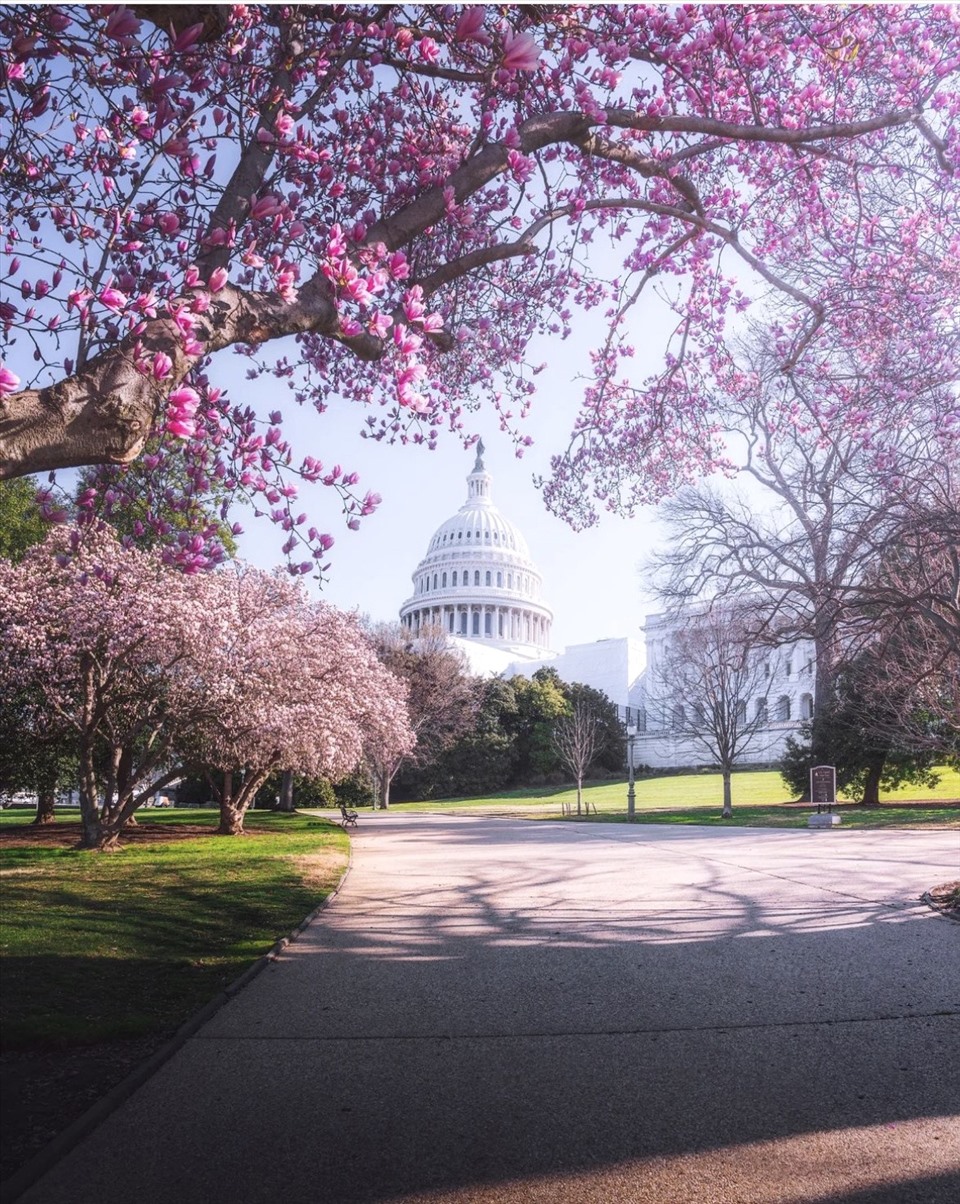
18, 816, 960, 1203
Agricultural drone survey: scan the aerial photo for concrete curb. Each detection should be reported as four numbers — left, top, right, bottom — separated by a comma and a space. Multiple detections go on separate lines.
0, 836, 354, 1204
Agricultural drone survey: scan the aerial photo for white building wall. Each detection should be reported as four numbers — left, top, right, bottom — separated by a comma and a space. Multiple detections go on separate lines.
633, 609, 816, 770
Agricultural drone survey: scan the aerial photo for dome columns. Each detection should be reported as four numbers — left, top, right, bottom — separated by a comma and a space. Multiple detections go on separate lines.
403, 603, 551, 650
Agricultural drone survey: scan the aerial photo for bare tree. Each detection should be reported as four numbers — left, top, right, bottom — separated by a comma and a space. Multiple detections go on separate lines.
553, 702, 603, 817
647, 608, 776, 817
650, 355, 954, 774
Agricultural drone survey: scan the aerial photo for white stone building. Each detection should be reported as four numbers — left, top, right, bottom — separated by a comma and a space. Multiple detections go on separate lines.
399, 449, 812, 769
399, 447, 644, 707
630, 607, 815, 769
399, 442, 554, 659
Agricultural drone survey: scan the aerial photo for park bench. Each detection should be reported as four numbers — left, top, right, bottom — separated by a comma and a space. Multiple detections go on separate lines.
339, 804, 358, 828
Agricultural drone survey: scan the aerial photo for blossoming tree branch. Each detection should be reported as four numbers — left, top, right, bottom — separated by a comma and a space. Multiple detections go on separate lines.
0, 4, 957, 568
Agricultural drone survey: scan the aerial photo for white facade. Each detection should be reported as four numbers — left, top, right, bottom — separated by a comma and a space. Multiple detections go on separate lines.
399, 443, 554, 656
399, 452, 645, 710
632, 607, 815, 769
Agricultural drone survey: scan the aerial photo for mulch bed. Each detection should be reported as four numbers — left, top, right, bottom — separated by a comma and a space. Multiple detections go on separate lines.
922, 880, 960, 919
0, 822, 218, 849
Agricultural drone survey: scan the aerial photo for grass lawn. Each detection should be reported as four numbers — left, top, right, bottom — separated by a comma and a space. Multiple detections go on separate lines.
0, 808, 348, 1047
390, 765, 960, 828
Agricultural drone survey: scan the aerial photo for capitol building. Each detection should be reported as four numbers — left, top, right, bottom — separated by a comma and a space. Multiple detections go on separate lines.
399, 442, 554, 661
400, 442, 645, 706
400, 445, 811, 770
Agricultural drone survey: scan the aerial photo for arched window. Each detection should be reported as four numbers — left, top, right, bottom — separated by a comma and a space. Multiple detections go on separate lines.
432, 573, 437, 590
672, 704, 685, 730
736, 701, 747, 724
756, 697, 768, 722
460, 612, 467, 635
777, 695, 791, 722
800, 693, 814, 719
452, 571, 458, 587
496, 572, 502, 587
441, 572, 447, 588
474, 570, 480, 586
472, 611, 480, 636
485, 571, 491, 586
694, 703, 707, 726
508, 573, 513, 588
484, 612, 492, 635
498, 613, 504, 636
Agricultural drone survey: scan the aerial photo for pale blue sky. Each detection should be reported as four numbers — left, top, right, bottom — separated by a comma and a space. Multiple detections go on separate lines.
232, 303, 681, 652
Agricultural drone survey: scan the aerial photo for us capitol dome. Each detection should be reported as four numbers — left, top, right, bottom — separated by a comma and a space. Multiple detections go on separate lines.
399, 441, 553, 660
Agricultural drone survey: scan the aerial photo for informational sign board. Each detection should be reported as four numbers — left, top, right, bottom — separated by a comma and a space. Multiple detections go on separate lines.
810, 765, 837, 813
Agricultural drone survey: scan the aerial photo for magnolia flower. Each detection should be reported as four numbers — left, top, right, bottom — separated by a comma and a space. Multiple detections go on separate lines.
501, 30, 540, 72
104, 7, 140, 41
0, 363, 20, 394
100, 286, 127, 311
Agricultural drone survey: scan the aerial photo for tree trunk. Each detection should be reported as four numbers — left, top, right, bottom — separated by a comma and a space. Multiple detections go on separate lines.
218, 802, 245, 835
576, 778, 583, 817
860, 754, 885, 806
377, 775, 391, 810
722, 769, 733, 818
276, 769, 295, 812
32, 787, 56, 826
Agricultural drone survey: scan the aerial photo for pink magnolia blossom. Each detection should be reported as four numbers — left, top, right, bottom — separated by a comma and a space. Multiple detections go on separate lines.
0, 3, 956, 569
0, 526, 412, 846
99, 286, 127, 311
501, 30, 540, 72
0, 363, 20, 394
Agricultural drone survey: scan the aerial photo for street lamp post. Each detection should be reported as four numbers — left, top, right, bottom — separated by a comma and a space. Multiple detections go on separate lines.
626, 723, 637, 821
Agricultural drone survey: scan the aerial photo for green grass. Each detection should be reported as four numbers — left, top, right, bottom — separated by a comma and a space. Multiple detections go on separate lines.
390, 765, 960, 826
0, 809, 348, 1047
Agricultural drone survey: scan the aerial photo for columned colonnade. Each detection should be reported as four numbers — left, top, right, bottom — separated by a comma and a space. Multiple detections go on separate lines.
402, 603, 551, 647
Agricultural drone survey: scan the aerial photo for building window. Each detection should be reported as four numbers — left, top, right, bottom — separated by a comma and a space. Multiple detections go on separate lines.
777, 696, 791, 722
497, 572, 502, 587
452, 571, 457, 586
498, 613, 504, 636
442, 572, 447, 588
432, 573, 437, 589
448, 612, 454, 633
785, 660, 792, 677
672, 704, 685, 730
736, 701, 747, 724
800, 693, 813, 719
756, 697, 768, 722
484, 612, 491, 636
508, 573, 513, 588
472, 611, 480, 636
460, 612, 467, 635
474, 570, 480, 586
485, 571, 491, 586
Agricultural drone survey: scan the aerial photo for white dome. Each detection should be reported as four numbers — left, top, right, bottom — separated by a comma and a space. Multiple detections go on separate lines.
399, 445, 553, 656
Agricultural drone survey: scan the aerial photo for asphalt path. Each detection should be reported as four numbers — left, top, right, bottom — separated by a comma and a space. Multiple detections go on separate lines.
16, 815, 960, 1204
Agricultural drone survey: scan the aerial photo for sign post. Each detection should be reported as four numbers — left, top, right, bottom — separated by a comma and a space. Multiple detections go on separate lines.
808, 765, 840, 827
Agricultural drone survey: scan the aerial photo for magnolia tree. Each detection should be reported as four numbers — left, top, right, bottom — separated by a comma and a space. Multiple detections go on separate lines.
0, 524, 217, 847
0, 525, 413, 846
181, 569, 414, 833
0, 5, 957, 567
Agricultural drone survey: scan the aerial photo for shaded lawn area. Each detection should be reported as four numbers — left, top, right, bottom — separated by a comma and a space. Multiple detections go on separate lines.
391, 765, 960, 825
0, 809, 348, 1181
0, 809, 349, 1047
